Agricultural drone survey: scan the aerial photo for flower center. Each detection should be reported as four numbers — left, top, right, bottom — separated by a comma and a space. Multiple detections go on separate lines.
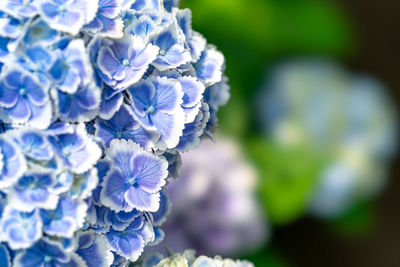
58, 5, 67, 12
122, 59, 130, 67
145, 105, 155, 114
128, 177, 138, 187
32, 26, 43, 36
62, 147, 71, 157
44, 256, 52, 263
23, 0, 30, 6
115, 131, 123, 138
19, 88, 27, 96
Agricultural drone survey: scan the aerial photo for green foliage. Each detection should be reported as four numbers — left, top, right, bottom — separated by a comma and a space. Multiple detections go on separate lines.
328, 201, 376, 236
247, 138, 327, 225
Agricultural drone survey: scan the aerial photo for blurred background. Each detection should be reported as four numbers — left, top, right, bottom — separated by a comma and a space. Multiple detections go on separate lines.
158, 0, 400, 266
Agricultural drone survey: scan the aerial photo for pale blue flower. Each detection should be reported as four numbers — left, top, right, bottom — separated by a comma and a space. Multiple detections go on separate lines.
38, 0, 99, 35
95, 103, 159, 149
98, 85, 123, 119
49, 39, 93, 94
130, 0, 161, 11
96, 35, 159, 91
0, 0, 38, 19
175, 102, 210, 152
0, 12, 26, 39
194, 47, 224, 85
48, 123, 102, 174
22, 19, 58, 45
150, 24, 191, 71
13, 238, 86, 266
76, 230, 114, 267
18, 46, 54, 87
10, 129, 53, 161
175, 9, 206, 62
163, 0, 180, 12
0, 135, 26, 189
126, 76, 185, 148
151, 70, 205, 123
124, 9, 171, 43
8, 171, 59, 212
0, 207, 42, 249
100, 139, 168, 212
0, 68, 52, 129
105, 215, 154, 261
68, 168, 98, 199
40, 196, 87, 237
150, 189, 170, 227
84, 0, 124, 38
54, 82, 101, 122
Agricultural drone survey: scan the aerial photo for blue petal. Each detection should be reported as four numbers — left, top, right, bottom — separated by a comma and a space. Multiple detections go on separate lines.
194, 48, 224, 85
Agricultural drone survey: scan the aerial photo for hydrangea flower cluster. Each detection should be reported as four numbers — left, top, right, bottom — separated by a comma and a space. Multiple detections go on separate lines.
140, 250, 254, 267
259, 60, 397, 218
0, 0, 229, 265
147, 138, 267, 257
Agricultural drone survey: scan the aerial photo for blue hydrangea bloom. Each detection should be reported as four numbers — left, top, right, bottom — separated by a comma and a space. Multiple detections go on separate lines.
0, 243, 11, 267
150, 24, 191, 71
38, 0, 99, 35
48, 123, 102, 174
0, 136, 26, 189
152, 70, 205, 123
130, 0, 161, 11
10, 129, 53, 161
105, 215, 154, 261
175, 102, 210, 152
8, 171, 59, 212
22, 19, 58, 46
40, 196, 87, 237
68, 168, 98, 199
84, 0, 124, 38
13, 239, 86, 266
194, 47, 225, 85
96, 35, 159, 91
98, 85, 123, 119
0, 11, 25, 39
95, 103, 159, 149
0, 207, 42, 249
123, 9, 171, 43
150, 189, 170, 226
100, 140, 168, 212
54, 82, 101, 122
76, 230, 114, 267
163, 0, 180, 12
0, 68, 52, 128
0, 0, 38, 19
0, 0, 229, 263
49, 39, 93, 94
127, 76, 185, 148
175, 9, 206, 62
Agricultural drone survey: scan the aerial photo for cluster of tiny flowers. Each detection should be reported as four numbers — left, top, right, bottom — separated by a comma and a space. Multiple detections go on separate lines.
259, 60, 397, 218
139, 250, 254, 267
0, 0, 229, 266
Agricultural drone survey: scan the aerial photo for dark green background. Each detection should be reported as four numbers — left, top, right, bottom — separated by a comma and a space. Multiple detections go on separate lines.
180, 0, 400, 266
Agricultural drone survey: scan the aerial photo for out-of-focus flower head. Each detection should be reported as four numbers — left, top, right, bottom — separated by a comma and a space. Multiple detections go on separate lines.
149, 138, 267, 257
0, 0, 230, 264
260, 59, 397, 218
140, 250, 254, 267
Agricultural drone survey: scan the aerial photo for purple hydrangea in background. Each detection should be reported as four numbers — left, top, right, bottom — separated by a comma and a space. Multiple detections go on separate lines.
0, 0, 232, 265
147, 138, 268, 258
